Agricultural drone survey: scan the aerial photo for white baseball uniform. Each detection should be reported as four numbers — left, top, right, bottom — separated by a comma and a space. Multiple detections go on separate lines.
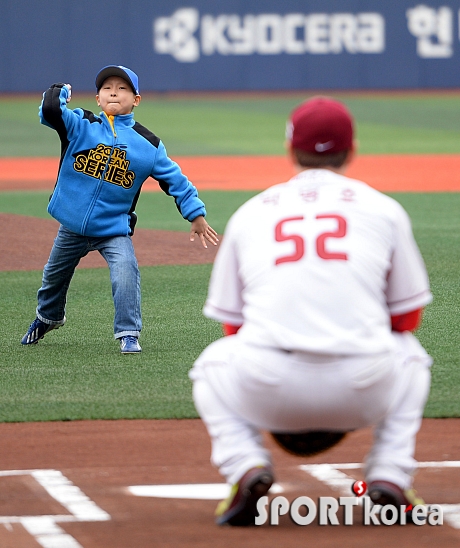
190, 169, 432, 489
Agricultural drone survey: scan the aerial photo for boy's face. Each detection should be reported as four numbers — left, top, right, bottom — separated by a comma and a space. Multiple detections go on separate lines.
96, 76, 141, 116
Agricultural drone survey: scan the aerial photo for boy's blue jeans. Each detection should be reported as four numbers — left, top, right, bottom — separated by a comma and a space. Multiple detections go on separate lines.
36, 225, 141, 339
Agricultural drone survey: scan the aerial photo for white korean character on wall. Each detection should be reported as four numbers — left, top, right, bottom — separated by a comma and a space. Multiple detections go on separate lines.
406, 5, 453, 58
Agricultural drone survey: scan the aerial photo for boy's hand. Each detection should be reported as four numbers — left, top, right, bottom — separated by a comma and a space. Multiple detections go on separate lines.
190, 216, 219, 249
64, 84, 72, 103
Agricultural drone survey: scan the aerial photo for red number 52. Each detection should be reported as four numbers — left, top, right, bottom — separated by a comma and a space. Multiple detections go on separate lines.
275, 214, 348, 265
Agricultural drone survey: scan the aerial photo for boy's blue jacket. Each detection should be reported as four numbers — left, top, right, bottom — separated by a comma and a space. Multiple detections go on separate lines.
40, 84, 206, 237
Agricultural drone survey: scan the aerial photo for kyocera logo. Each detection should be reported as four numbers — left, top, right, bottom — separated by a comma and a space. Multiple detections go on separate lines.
153, 8, 385, 62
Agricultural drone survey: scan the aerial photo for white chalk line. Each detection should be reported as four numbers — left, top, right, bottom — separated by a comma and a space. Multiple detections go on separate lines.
128, 482, 284, 500
299, 461, 460, 530
0, 469, 110, 548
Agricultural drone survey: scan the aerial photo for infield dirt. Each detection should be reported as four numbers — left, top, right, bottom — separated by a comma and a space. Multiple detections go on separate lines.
1, 154, 460, 192
0, 419, 458, 547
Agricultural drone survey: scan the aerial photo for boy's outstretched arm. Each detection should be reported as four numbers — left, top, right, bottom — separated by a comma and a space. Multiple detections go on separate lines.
190, 216, 219, 248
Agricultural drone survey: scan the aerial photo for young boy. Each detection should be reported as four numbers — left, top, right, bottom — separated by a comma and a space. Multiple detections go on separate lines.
21, 65, 218, 353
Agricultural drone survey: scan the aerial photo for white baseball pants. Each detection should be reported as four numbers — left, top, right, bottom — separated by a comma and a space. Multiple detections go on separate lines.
190, 333, 431, 488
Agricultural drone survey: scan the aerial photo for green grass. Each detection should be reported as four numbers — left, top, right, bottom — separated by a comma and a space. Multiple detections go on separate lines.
1, 191, 459, 419
0, 190, 259, 235
2, 265, 220, 421
2, 93, 460, 156
0, 191, 51, 219
391, 194, 460, 417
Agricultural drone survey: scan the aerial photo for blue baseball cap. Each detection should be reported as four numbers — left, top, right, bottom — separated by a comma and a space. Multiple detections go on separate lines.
95, 65, 140, 95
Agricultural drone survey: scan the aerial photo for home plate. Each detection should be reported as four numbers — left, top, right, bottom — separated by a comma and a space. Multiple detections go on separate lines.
127, 483, 284, 500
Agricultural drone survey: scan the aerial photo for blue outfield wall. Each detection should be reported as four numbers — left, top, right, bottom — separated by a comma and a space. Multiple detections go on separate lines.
1, 0, 460, 92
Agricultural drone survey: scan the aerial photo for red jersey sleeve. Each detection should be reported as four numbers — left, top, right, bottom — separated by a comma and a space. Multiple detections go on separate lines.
222, 323, 242, 336
391, 308, 423, 332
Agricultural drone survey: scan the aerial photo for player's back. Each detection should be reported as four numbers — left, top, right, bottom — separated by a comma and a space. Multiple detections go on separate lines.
227, 169, 413, 355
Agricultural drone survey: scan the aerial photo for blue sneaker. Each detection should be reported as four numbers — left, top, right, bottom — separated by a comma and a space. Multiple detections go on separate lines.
21, 318, 59, 345
120, 336, 142, 354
